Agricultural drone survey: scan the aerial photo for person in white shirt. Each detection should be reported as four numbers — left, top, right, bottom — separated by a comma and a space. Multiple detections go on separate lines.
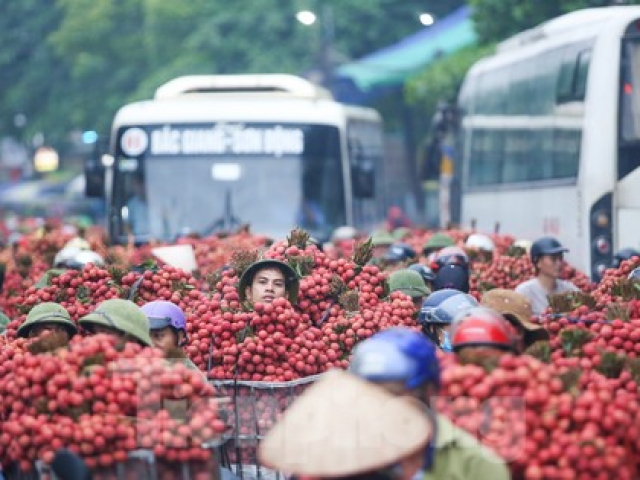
515, 236, 579, 316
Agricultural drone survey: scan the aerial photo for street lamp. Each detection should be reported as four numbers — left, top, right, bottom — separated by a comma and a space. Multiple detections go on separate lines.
295, 7, 334, 88
419, 13, 435, 26
296, 10, 317, 26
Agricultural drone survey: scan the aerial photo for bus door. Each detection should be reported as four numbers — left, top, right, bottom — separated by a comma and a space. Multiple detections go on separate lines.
348, 120, 384, 231
616, 23, 640, 252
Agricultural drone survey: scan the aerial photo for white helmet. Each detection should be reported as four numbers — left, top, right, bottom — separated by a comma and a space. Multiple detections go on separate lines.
72, 250, 105, 267
54, 248, 104, 269
513, 239, 533, 254
465, 233, 495, 253
54, 247, 82, 267
63, 237, 91, 251
332, 226, 358, 241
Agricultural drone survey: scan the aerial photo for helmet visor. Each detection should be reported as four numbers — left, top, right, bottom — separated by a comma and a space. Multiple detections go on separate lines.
433, 294, 478, 324
350, 341, 419, 386
148, 316, 173, 330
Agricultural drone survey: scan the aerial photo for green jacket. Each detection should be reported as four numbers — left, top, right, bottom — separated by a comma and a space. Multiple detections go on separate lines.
422, 415, 511, 480
183, 357, 207, 379
165, 355, 207, 380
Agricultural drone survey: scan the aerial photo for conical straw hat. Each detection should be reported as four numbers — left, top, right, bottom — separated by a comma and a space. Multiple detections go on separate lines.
258, 369, 431, 478
151, 244, 197, 272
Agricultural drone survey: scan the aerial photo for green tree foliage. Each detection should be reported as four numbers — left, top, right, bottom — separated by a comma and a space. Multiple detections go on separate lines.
468, 0, 640, 44
0, 0, 461, 149
404, 1, 640, 136
405, 44, 494, 114
0, 0, 70, 146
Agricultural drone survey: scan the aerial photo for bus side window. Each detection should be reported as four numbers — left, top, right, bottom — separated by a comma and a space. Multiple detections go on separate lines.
349, 139, 375, 198
557, 51, 577, 103
556, 47, 592, 103
574, 50, 591, 100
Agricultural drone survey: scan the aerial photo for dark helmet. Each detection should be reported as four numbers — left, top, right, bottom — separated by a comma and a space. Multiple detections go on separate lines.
433, 246, 469, 270
408, 263, 436, 284
433, 264, 470, 294
530, 237, 568, 264
613, 248, 640, 269
385, 243, 417, 263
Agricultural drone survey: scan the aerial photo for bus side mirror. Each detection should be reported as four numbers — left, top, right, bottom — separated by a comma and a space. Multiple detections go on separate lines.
351, 164, 375, 198
84, 160, 105, 198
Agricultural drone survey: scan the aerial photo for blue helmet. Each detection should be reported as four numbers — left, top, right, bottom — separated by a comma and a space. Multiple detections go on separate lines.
613, 248, 640, 269
419, 290, 478, 325
419, 289, 462, 323
350, 327, 440, 389
629, 266, 640, 280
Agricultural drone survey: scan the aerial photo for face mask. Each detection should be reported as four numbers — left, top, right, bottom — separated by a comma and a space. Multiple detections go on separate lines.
441, 330, 452, 352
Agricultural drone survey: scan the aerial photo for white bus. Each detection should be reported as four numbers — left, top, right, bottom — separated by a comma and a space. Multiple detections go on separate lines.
458, 6, 640, 280
95, 74, 386, 243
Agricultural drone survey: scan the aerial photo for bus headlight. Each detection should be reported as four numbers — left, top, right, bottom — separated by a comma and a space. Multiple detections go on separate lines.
590, 192, 613, 282
101, 154, 115, 168
592, 210, 610, 228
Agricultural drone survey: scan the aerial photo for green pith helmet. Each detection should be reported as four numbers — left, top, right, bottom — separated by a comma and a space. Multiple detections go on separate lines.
17, 302, 77, 338
371, 230, 395, 247
423, 232, 455, 254
392, 227, 411, 240
238, 259, 300, 304
388, 269, 431, 298
79, 299, 153, 347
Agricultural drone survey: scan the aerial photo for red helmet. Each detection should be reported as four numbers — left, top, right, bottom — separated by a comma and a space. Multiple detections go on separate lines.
451, 307, 518, 352
433, 246, 469, 270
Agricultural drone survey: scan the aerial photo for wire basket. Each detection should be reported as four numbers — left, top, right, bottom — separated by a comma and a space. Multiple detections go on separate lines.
212, 375, 321, 480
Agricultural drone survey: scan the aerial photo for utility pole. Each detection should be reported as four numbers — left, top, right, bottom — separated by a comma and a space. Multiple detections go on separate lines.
320, 4, 335, 89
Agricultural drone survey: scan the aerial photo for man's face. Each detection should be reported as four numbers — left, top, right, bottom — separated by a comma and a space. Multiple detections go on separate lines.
28, 322, 70, 342
336, 239, 355, 257
433, 324, 452, 344
411, 295, 425, 311
375, 380, 414, 398
373, 380, 436, 410
372, 244, 389, 258
503, 315, 525, 350
150, 326, 182, 352
457, 346, 507, 365
246, 267, 287, 304
87, 323, 126, 339
537, 253, 563, 278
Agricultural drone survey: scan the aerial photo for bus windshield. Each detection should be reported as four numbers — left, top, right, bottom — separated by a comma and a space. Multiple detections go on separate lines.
112, 124, 345, 242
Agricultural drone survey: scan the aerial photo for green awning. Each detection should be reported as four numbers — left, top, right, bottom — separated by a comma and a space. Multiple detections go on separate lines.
336, 6, 477, 92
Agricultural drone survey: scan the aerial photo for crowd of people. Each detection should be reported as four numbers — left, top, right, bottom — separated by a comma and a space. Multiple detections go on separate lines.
3, 221, 639, 480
